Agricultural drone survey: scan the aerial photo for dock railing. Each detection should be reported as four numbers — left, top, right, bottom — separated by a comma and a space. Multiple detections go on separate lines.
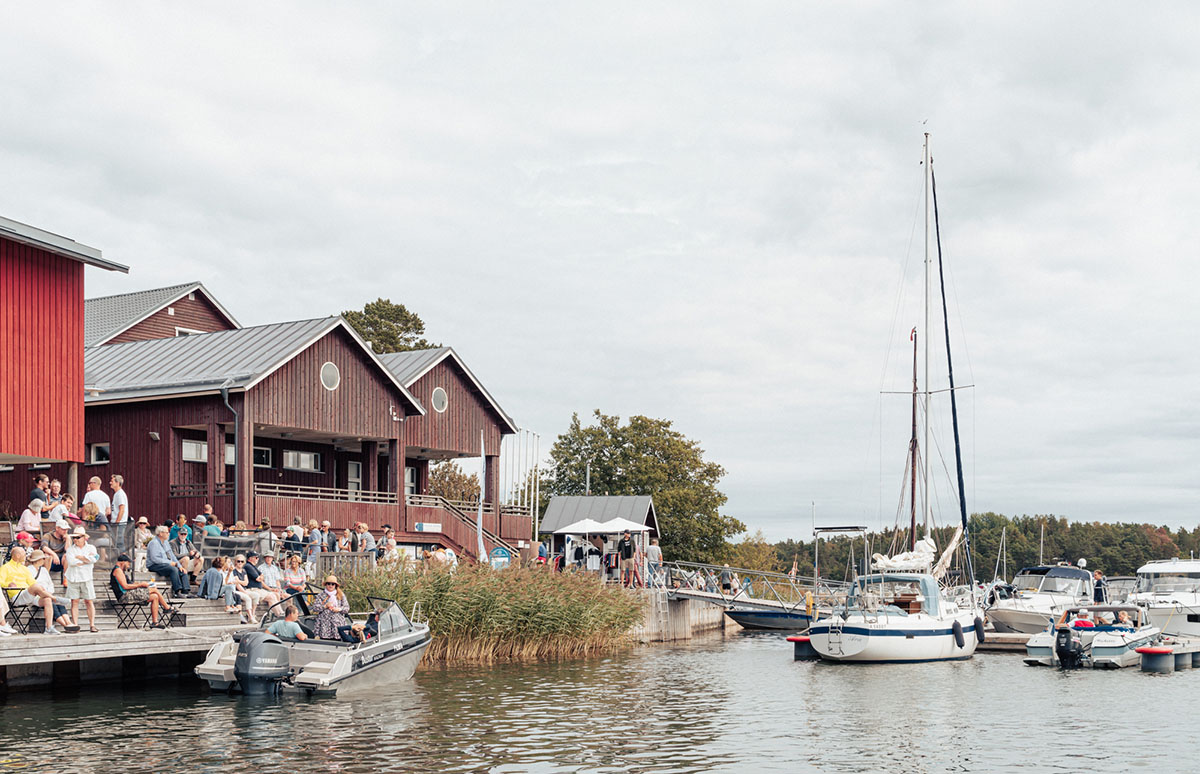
661, 560, 851, 613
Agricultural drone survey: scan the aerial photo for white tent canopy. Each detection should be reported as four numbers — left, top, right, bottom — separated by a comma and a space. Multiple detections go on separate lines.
596, 517, 651, 533
553, 518, 609, 535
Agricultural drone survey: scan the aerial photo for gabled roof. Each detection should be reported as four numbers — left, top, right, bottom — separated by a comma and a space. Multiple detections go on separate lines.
539, 496, 659, 535
84, 281, 241, 346
378, 347, 519, 434
0, 214, 127, 273
83, 316, 423, 415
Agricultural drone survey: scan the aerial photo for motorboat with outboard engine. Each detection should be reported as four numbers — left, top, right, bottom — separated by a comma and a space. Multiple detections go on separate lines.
1024, 604, 1159, 669
195, 594, 431, 696
986, 564, 1094, 634
808, 573, 984, 662
1127, 558, 1200, 637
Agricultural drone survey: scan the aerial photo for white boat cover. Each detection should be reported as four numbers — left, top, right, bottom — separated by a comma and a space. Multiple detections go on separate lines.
871, 536, 937, 571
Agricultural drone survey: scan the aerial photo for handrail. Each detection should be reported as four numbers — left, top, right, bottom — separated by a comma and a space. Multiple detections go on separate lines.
405, 493, 518, 557
254, 482, 398, 505
661, 560, 851, 613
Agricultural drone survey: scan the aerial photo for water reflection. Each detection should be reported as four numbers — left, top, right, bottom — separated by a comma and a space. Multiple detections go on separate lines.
0, 631, 1194, 773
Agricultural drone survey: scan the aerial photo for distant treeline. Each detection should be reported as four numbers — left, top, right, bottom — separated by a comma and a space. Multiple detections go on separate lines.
762, 512, 1199, 582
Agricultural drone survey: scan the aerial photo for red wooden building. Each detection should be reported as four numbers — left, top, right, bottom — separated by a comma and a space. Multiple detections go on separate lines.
1, 279, 529, 559
0, 215, 126, 471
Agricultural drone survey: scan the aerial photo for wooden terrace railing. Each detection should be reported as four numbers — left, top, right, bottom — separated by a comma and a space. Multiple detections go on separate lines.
405, 494, 518, 556
254, 482, 398, 504
168, 482, 235, 498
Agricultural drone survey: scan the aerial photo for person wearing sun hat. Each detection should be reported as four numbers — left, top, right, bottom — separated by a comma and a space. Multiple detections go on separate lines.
64, 526, 100, 632
311, 574, 350, 639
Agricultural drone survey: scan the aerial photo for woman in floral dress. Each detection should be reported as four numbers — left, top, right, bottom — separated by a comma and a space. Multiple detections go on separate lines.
312, 574, 350, 639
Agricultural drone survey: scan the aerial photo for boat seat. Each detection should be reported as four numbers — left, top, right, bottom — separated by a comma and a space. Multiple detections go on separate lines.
299, 662, 334, 674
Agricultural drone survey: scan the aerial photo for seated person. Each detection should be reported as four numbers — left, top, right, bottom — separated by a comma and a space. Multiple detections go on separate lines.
110, 554, 176, 629
1071, 611, 1095, 628
266, 604, 308, 641
0, 546, 59, 634
338, 611, 380, 643
29, 550, 79, 633
1116, 610, 1135, 627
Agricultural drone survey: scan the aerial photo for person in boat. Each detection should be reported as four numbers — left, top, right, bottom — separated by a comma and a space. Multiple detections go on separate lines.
1071, 610, 1094, 628
338, 610, 380, 643
110, 553, 175, 628
312, 575, 351, 639
1092, 570, 1108, 603
1116, 610, 1134, 627
266, 604, 308, 641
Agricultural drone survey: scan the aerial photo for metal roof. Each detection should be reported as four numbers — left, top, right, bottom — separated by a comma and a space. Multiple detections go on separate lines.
0, 214, 127, 273
84, 281, 241, 346
378, 347, 519, 434
83, 316, 422, 413
539, 496, 658, 535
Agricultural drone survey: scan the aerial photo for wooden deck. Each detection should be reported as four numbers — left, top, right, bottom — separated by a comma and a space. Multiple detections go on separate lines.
0, 622, 251, 667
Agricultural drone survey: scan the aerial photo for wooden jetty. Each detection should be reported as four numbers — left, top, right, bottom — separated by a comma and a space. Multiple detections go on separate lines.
976, 631, 1030, 652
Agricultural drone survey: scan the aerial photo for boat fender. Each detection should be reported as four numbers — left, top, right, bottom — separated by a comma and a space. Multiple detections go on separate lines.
974, 617, 986, 644
952, 620, 965, 648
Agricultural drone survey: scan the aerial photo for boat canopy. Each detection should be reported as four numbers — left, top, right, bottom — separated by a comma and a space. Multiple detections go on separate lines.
853, 573, 941, 617
1015, 566, 1091, 581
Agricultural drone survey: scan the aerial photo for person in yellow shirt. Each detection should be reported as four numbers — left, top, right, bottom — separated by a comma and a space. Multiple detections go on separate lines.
0, 546, 59, 634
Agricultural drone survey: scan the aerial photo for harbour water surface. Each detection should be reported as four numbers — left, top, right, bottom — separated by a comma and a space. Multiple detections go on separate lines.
1, 631, 1192, 772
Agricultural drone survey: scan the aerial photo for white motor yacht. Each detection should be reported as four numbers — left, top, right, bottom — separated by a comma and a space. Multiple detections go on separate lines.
1024, 605, 1158, 669
808, 573, 984, 663
987, 565, 1094, 634
1126, 558, 1200, 637
196, 594, 431, 696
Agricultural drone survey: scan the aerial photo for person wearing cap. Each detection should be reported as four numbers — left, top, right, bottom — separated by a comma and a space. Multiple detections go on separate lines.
242, 552, 280, 614
15, 532, 36, 553
319, 521, 337, 553
257, 552, 285, 601
42, 520, 71, 578
0, 546, 61, 634
16, 499, 44, 535
29, 550, 79, 633
146, 526, 192, 597
64, 527, 100, 632
311, 575, 350, 639
169, 524, 202, 586
110, 554, 175, 629
282, 525, 304, 556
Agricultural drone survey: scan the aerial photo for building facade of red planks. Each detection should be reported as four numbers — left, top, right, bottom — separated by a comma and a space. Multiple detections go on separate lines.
1, 283, 527, 560
0, 216, 126, 467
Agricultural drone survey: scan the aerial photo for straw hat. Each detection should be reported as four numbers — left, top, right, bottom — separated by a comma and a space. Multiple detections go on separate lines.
324, 575, 340, 587
136, 516, 150, 525
71, 526, 89, 537
28, 550, 46, 562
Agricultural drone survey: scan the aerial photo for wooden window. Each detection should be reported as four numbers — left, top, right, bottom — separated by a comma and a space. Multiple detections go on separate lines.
88, 443, 111, 465
347, 461, 362, 492
175, 326, 205, 336
405, 466, 417, 495
253, 447, 273, 468
283, 450, 321, 472
28, 464, 50, 470
182, 439, 207, 463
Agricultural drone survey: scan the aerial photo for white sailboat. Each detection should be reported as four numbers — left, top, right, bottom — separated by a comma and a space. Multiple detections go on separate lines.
809, 135, 984, 663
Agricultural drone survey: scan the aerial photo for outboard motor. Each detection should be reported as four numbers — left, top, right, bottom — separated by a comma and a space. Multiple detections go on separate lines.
1054, 626, 1085, 669
233, 632, 291, 695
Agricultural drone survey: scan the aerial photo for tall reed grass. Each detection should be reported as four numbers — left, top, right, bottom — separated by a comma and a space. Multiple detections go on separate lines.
342, 560, 645, 665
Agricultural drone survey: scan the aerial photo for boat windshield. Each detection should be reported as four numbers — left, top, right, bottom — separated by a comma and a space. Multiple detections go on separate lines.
1137, 572, 1200, 593
1040, 576, 1087, 595
368, 596, 412, 635
850, 575, 939, 616
1013, 574, 1044, 591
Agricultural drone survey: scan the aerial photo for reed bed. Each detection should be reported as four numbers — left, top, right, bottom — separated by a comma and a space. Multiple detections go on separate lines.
342, 561, 645, 665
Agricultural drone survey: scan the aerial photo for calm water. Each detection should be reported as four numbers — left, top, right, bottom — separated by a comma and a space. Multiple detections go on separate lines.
0, 631, 1192, 773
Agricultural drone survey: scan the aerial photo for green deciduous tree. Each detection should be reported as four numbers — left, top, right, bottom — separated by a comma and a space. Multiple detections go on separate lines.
428, 461, 481, 502
342, 298, 439, 353
542, 410, 744, 563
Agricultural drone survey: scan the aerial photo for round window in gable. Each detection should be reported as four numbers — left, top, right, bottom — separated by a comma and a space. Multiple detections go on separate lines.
431, 386, 448, 413
320, 362, 341, 392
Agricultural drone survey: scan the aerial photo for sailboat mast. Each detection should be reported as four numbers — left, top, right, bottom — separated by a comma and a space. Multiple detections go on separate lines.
909, 327, 918, 551
922, 133, 931, 534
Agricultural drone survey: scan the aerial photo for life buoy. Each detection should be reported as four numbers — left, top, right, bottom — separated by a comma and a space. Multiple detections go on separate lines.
952, 620, 965, 648
974, 617, 986, 644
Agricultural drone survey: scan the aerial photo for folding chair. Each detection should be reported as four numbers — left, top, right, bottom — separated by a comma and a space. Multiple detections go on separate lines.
3, 587, 41, 634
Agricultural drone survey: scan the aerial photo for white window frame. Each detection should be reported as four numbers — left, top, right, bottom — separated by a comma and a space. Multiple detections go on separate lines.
175, 326, 205, 336
28, 463, 51, 470
88, 443, 111, 465
282, 450, 322, 472
253, 447, 273, 468
347, 461, 362, 492
182, 439, 208, 463
0, 465, 14, 472
405, 466, 417, 496
225, 444, 236, 466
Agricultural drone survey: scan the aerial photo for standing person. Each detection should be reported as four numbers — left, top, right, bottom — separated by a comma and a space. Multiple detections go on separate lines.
63, 528, 100, 628
646, 538, 663, 588
305, 520, 322, 565
719, 564, 733, 595
311, 575, 350, 639
195, 503, 215, 523
46, 479, 64, 507
617, 530, 636, 587
109, 475, 129, 554
146, 526, 191, 596
81, 476, 111, 526
254, 521, 277, 557
1093, 570, 1108, 603
28, 474, 50, 508
319, 521, 337, 553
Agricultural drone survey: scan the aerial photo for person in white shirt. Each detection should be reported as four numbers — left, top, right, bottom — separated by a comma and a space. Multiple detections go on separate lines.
81, 476, 111, 526
65, 527, 101, 632
110, 474, 130, 554
16, 499, 44, 534
29, 550, 79, 633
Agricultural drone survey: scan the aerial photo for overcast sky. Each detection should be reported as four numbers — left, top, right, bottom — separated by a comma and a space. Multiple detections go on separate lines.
3, 4, 1197, 541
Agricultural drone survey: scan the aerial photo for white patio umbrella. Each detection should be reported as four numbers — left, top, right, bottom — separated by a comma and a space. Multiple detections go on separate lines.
553, 518, 609, 534
595, 517, 650, 533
